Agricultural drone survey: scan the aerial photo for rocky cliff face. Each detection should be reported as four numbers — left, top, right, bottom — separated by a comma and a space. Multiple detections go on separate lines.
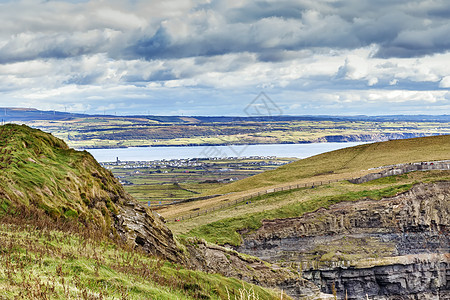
237, 182, 450, 299
314, 133, 442, 143
303, 254, 449, 300
185, 239, 335, 300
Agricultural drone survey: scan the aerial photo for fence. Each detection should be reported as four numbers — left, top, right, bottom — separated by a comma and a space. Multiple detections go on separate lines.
165, 160, 450, 223
166, 178, 347, 222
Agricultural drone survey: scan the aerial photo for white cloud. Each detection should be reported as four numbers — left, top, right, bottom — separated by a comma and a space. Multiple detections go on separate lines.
389, 79, 398, 85
368, 77, 378, 86
439, 76, 450, 88
0, 0, 449, 115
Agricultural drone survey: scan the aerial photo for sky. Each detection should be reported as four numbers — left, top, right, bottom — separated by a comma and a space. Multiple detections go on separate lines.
0, 0, 450, 116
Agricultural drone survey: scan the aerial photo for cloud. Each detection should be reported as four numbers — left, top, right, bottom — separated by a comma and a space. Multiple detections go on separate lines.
2, 0, 449, 63
0, 0, 450, 115
439, 76, 450, 88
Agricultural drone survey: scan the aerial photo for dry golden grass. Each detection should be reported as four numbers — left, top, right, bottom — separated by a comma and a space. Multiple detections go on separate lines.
209, 135, 450, 195
160, 135, 449, 229
160, 135, 450, 220
168, 170, 450, 236
158, 169, 372, 220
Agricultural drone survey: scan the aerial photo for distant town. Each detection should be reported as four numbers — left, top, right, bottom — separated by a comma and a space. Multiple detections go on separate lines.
102, 156, 295, 203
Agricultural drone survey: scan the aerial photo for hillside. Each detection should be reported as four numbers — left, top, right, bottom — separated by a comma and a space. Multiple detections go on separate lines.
0, 124, 330, 299
0, 124, 184, 262
209, 134, 450, 195
164, 136, 450, 299
0, 124, 126, 229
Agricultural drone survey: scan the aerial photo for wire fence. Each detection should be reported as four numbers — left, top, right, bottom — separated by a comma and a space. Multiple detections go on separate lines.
165, 160, 450, 223
166, 178, 348, 222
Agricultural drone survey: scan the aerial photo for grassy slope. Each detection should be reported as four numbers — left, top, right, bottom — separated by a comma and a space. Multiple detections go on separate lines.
182, 134, 449, 247
184, 171, 450, 246
209, 135, 450, 195
0, 124, 286, 299
0, 124, 128, 234
0, 222, 282, 299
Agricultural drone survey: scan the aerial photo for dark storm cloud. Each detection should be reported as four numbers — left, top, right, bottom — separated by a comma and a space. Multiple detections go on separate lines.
0, 31, 112, 64
223, 0, 310, 23
120, 0, 450, 62
1, 0, 449, 116
1, 0, 449, 64
377, 23, 450, 58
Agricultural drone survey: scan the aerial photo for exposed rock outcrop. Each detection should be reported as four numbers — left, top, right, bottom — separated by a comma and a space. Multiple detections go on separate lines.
312, 133, 442, 143
114, 201, 184, 263
349, 161, 450, 184
185, 239, 333, 300
303, 254, 449, 300
237, 182, 450, 299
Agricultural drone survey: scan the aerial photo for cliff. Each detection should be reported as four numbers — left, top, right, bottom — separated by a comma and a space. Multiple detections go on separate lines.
237, 181, 450, 299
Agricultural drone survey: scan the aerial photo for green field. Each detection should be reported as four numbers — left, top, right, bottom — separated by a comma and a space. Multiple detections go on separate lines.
104, 157, 295, 204
23, 116, 450, 149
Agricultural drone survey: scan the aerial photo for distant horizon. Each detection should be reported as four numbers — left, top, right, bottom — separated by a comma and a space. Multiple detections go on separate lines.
1, 106, 450, 118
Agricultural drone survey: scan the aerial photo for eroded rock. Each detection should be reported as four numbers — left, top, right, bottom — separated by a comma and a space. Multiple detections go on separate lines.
237, 182, 450, 299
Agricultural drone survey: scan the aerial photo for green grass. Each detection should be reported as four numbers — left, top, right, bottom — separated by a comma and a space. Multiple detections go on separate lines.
188, 183, 414, 246
0, 222, 283, 299
0, 124, 128, 234
167, 170, 450, 237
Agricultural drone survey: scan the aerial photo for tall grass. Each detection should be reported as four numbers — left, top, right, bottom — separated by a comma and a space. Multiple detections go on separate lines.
0, 210, 284, 300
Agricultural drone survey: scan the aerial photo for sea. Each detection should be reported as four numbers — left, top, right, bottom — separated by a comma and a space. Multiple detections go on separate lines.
85, 142, 368, 162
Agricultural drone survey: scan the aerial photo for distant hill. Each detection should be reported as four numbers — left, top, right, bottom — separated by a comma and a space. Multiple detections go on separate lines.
1, 107, 449, 123
0, 107, 89, 122
210, 135, 450, 194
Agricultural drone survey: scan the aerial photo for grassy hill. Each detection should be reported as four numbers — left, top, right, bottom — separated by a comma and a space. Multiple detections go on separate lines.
209, 135, 450, 195
0, 124, 128, 233
182, 170, 450, 247
162, 135, 450, 246
0, 124, 287, 299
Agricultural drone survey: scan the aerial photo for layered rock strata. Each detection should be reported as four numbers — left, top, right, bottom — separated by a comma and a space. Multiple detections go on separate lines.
237, 182, 450, 299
